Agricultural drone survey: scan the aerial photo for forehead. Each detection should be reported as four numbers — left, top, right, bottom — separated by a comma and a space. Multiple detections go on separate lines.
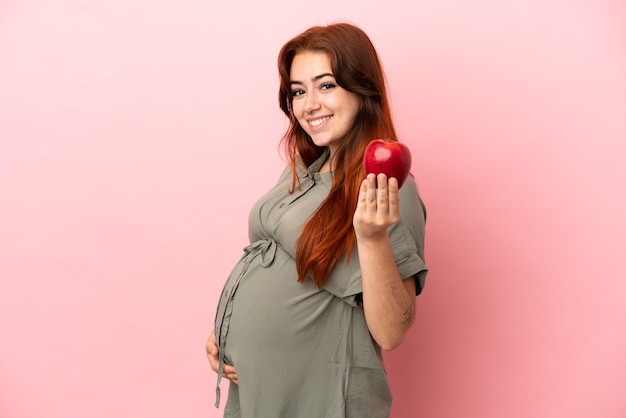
290, 51, 333, 80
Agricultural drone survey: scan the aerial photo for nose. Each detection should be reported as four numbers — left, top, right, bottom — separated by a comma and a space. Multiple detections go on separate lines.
303, 90, 321, 114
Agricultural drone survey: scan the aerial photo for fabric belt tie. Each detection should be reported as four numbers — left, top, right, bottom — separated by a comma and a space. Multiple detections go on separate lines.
214, 238, 277, 408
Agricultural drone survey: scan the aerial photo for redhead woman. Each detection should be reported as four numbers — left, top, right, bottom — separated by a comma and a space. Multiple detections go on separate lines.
206, 22, 427, 418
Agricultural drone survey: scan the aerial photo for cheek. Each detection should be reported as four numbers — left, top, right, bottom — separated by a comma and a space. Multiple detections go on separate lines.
324, 95, 339, 110
345, 98, 361, 125
290, 106, 308, 130
328, 92, 357, 119
291, 101, 305, 118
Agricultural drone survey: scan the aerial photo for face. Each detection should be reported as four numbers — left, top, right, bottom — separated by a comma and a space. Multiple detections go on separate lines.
289, 51, 361, 156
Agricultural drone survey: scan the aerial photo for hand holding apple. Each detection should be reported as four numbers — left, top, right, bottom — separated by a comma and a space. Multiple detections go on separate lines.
363, 139, 412, 188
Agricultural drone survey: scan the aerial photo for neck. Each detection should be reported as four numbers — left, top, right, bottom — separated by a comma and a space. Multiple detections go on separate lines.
320, 149, 335, 173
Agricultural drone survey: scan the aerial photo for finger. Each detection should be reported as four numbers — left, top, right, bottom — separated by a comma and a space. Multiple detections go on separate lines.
208, 355, 219, 372
210, 361, 237, 378
224, 373, 238, 381
206, 337, 218, 358
365, 173, 378, 212
206, 344, 215, 360
223, 366, 238, 383
208, 351, 237, 374
226, 373, 239, 385
357, 178, 368, 209
387, 177, 400, 219
376, 173, 389, 214
353, 178, 368, 228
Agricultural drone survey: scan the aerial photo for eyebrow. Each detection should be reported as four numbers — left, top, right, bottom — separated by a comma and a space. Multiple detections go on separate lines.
290, 73, 334, 85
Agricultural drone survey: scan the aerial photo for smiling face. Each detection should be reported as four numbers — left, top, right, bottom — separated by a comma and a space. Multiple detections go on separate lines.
289, 51, 361, 157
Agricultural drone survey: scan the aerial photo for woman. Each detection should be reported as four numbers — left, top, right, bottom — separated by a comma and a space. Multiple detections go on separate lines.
206, 22, 427, 417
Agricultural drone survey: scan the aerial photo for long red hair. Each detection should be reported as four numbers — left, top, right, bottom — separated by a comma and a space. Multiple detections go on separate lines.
277, 22, 399, 288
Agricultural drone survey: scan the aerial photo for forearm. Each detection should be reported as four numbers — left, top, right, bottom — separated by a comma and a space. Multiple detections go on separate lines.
358, 234, 416, 351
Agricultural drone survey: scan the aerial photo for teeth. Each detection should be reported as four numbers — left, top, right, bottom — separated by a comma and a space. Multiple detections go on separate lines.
310, 116, 330, 127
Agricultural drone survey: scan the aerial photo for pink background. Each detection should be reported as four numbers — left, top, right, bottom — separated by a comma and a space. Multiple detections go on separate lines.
1, 0, 625, 417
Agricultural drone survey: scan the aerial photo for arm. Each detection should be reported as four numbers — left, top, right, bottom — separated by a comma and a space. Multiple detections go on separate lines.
353, 173, 416, 351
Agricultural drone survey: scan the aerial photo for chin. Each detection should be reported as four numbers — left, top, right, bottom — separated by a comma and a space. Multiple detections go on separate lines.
309, 135, 339, 149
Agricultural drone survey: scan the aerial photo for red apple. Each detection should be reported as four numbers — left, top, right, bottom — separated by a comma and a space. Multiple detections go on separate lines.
363, 139, 412, 188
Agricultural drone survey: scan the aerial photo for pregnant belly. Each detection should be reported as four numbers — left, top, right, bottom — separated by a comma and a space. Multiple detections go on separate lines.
223, 251, 342, 368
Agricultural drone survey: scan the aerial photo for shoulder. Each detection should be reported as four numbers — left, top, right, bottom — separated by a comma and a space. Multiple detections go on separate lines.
399, 175, 426, 219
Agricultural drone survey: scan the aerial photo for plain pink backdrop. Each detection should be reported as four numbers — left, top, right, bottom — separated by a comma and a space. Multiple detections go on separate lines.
1, 0, 625, 417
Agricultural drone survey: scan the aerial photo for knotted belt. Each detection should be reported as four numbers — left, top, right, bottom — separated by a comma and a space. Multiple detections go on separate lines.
214, 238, 277, 408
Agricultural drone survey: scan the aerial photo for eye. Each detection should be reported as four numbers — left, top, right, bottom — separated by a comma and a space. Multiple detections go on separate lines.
320, 83, 336, 90
291, 89, 305, 97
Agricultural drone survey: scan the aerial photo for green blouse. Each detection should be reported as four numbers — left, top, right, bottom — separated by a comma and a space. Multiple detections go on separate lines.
214, 151, 427, 417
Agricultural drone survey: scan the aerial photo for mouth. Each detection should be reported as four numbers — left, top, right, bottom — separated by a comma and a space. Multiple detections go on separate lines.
308, 115, 332, 129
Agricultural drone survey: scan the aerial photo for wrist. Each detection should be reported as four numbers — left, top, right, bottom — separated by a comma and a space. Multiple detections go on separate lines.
356, 232, 391, 248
